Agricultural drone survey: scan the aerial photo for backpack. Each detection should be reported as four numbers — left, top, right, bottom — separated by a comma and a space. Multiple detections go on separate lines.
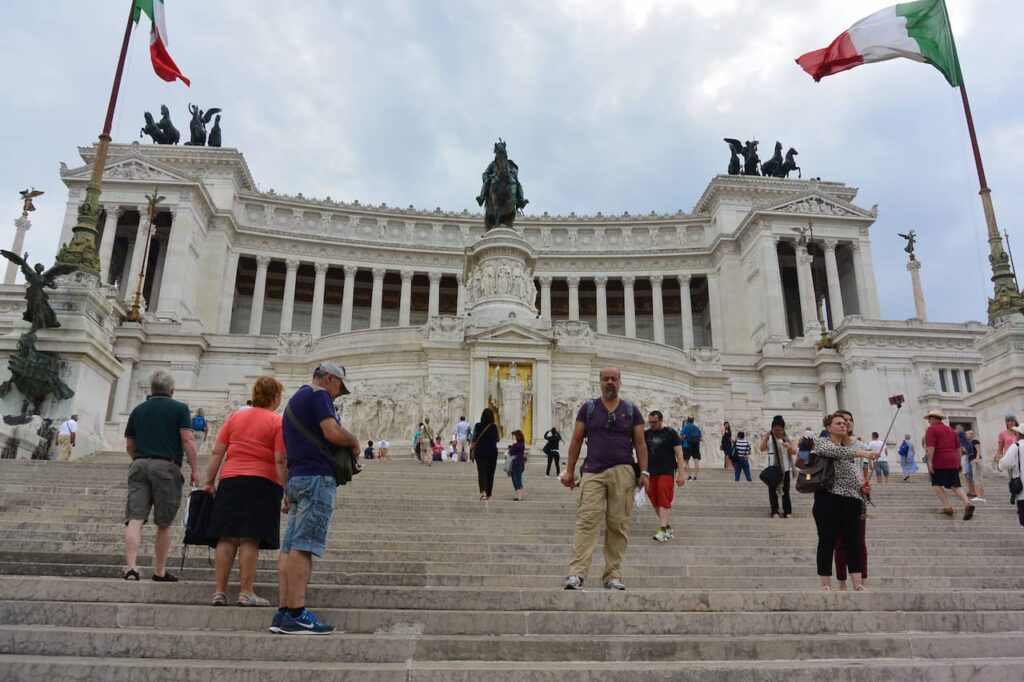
584, 398, 635, 438
898, 440, 910, 458
191, 415, 206, 432
685, 424, 702, 445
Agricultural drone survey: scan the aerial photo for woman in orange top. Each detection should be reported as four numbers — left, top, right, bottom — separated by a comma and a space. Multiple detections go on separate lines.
203, 376, 287, 606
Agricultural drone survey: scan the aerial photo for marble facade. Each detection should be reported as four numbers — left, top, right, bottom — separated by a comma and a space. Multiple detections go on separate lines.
0, 142, 999, 458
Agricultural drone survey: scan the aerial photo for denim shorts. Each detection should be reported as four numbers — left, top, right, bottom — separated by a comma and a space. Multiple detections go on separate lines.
280, 475, 336, 557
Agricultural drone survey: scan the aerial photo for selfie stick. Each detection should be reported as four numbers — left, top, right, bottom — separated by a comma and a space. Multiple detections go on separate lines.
866, 401, 903, 485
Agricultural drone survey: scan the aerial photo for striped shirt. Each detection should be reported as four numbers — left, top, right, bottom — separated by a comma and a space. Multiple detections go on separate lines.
733, 439, 751, 458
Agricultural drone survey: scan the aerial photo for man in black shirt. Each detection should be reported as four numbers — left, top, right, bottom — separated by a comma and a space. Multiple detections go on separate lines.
644, 411, 685, 542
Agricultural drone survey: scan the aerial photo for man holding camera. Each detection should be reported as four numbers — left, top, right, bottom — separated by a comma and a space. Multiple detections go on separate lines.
273, 362, 361, 635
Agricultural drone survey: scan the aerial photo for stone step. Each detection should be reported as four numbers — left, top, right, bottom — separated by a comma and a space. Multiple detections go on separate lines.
5, 600, 1024, 637
2, 655, 1022, 682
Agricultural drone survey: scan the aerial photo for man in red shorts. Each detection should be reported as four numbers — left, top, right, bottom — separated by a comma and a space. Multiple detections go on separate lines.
644, 410, 685, 542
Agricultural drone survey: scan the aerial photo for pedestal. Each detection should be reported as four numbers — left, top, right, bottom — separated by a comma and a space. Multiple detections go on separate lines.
907, 259, 928, 321
463, 228, 544, 329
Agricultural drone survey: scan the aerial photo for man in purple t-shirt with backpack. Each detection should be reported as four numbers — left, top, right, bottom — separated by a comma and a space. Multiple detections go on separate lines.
559, 367, 649, 591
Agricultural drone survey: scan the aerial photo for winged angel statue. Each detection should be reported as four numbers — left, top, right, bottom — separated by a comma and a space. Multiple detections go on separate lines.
0, 251, 77, 331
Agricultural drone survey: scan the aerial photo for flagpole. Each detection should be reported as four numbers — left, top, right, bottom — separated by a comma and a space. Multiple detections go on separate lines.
940, 0, 1024, 322
54, 0, 138, 278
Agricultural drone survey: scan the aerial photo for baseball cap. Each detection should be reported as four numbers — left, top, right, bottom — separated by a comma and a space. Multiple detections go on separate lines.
316, 362, 351, 395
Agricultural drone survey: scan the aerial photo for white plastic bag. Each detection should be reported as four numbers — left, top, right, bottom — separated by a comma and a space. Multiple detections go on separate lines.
634, 487, 648, 509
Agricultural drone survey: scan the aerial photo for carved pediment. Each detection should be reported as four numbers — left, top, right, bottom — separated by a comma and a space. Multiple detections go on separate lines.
465, 319, 553, 344
62, 157, 195, 184
761, 193, 873, 219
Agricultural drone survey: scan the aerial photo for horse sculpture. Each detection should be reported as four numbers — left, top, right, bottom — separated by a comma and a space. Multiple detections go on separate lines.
761, 142, 801, 178
780, 148, 801, 178
477, 139, 527, 230
140, 105, 179, 145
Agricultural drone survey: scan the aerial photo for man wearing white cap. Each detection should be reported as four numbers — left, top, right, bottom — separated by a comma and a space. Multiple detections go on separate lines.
924, 409, 975, 520
273, 362, 360, 635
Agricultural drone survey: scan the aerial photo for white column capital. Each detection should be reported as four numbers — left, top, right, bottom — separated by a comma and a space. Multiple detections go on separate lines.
255, 255, 271, 269
285, 258, 300, 271
400, 269, 414, 282
455, 273, 464, 284
427, 271, 443, 284
314, 261, 329, 275
677, 274, 691, 287
539, 275, 553, 287
372, 267, 387, 279
566, 276, 581, 288
906, 259, 922, 272
343, 264, 358, 277
850, 240, 862, 253
822, 239, 839, 253
649, 274, 664, 288
621, 275, 636, 287
594, 275, 608, 287
102, 205, 124, 219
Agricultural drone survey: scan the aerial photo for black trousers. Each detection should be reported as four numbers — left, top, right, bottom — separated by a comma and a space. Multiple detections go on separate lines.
476, 454, 498, 497
813, 490, 864, 576
768, 471, 792, 516
544, 448, 560, 476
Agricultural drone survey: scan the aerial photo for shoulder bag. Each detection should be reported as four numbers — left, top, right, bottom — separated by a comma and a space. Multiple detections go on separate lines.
795, 454, 835, 494
759, 434, 783, 487
470, 423, 495, 459
284, 405, 355, 487
1009, 444, 1023, 499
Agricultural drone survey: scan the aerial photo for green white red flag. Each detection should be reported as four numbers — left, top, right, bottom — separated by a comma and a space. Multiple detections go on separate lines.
133, 0, 190, 86
796, 0, 962, 86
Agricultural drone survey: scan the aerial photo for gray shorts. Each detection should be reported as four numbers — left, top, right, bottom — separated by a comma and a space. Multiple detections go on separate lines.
125, 457, 184, 527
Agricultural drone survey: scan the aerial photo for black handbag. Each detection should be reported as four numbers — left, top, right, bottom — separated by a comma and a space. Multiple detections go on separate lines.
284, 405, 356, 487
182, 488, 217, 547
795, 455, 835, 494
760, 433, 784, 487
1009, 446, 1023, 500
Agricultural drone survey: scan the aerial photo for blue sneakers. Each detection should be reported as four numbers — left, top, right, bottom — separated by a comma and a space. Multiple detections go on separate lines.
275, 609, 335, 635
268, 610, 284, 633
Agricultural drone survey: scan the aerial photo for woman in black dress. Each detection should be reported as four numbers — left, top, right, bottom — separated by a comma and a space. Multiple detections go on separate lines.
721, 421, 734, 470
543, 427, 562, 477
471, 408, 501, 500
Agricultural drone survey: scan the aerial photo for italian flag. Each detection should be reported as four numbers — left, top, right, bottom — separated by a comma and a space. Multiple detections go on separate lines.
796, 0, 962, 86
133, 0, 190, 86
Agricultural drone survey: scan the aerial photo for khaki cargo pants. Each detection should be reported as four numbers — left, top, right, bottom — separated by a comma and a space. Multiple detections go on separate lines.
568, 463, 635, 582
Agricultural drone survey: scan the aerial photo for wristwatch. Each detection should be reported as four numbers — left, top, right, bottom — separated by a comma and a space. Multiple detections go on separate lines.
640, 470, 650, 476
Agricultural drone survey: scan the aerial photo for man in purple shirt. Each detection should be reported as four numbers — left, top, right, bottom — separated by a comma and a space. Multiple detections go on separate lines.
560, 367, 649, 590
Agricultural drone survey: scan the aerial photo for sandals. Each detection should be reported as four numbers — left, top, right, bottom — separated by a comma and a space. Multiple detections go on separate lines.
212, 591, 227, 606
963, 504, 976, 521
123, 569, 140, 581
237, 592, 270, 607
937, 508, 954, 516
854, 585, 868, 592
820, 585, 832, 592
152, 571, 178, 582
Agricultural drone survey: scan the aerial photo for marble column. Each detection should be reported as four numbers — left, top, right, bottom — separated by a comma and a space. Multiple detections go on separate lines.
650, 274, 665, 344
370, 267, 386, 328
399, 270, 413, 326
822, 382, 840, 415
851, 240, 881, 319
595, 276, 608, 334
539, 276, 552, 320
762, 235, 788, 338
907, 259, 928, 321
822, 240, 845, 326
622, 275, 637, 338
112, 358, 136, 416
97, 207, 120, 284
310, 262, 328, 337
280, 258, 299, 333
678, 274, 694, 349
340, 265, 356, 332
456, 274, 466, 316
155, 209, 194, 318
218, 251, 240, 334
567, 276, 581, 322
795, 244, 820, 337
248, 255, 270, 336
5, 214, 30, 285
427, 271, 441, 318
707, 271, 723, 349
125, 205, 150, 299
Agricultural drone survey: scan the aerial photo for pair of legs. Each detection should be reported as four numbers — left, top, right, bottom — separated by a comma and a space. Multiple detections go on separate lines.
683, 448, 700, 478
124, 520, 173, 578
813, 490, 865, 590
733, 458, 751, 481
214, 538, 262, 597
971, 461, 986, 499
567, 464, 634, 583
277, 474, 334, 615
545, 449, 561, 476
769, 471, 792, 517
931, 468, 973, 513
476, 454, 497, 499
834, 518, 868, 590
511, 468, 524, 500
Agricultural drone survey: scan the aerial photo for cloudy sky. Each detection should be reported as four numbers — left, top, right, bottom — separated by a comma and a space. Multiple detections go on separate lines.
1, 0, 1020, 324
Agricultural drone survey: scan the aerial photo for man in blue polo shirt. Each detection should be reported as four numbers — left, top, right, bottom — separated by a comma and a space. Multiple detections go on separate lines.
272, 362, 361, 635
560, 367, 649, 591
122, 370, 200, 582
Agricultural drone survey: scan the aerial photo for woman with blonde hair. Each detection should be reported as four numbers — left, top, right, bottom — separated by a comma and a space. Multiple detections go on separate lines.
203, 376, 287, 606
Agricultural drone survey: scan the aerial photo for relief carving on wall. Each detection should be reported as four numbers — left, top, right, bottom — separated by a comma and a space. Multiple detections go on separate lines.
553, 321, 594, 346
277, 332, 315, 356
421, 315, 464, 342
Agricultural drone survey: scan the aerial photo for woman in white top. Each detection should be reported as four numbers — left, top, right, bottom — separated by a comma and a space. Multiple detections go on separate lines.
995, 424, 1024, 524
759, 415, 797, 518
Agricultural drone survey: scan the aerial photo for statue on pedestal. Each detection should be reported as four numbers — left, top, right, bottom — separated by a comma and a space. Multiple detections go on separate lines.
0, 251, 77, 331
898, 230, 917, 261
476, 139, 528, 230
183, 104, 222, 146
140, 105, 180, 145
